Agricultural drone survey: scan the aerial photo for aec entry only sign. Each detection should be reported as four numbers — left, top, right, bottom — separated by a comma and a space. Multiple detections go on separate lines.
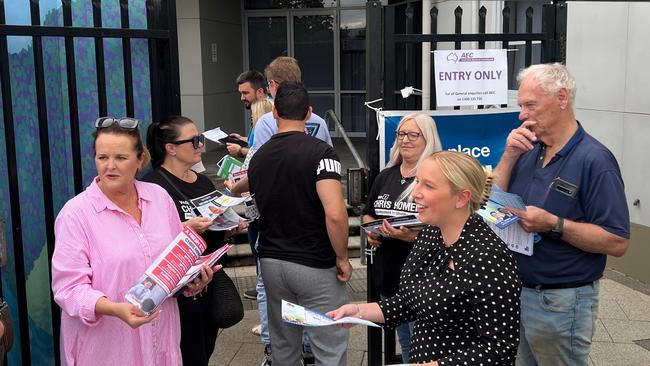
434, 49, 508, 107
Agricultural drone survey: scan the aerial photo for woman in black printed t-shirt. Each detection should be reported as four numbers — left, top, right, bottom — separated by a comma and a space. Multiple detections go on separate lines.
329, 151, 521, 365
142, 116, 245, 366
361, 112, 441, 361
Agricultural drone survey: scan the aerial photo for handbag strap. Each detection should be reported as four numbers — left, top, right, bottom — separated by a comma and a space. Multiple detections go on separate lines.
156, 168, 201, 216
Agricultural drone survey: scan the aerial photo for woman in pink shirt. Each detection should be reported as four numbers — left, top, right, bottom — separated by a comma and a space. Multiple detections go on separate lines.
51, 118, 214, 365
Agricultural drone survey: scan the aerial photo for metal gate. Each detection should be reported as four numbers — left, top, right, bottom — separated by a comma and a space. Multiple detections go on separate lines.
0, 1, 180, 364
364, 1, 567, 364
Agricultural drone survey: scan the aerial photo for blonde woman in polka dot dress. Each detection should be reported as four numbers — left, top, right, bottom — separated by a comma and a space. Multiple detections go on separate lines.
328, 151, 521, 365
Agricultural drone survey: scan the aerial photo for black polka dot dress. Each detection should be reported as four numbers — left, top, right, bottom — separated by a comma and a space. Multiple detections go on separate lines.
378, 214, 521, 365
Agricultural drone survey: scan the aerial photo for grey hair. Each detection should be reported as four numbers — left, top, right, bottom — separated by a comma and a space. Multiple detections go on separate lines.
517, 63, 577, 106
387, 112, 443, 202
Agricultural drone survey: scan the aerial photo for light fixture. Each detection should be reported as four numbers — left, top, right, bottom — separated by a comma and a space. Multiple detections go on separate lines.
400, 86, 423, 98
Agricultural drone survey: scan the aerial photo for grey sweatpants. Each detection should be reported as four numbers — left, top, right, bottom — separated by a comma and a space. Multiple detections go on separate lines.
260, 258, 349, 366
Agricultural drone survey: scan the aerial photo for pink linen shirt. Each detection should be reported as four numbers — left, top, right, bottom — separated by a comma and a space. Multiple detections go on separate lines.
52, 178, 184, 366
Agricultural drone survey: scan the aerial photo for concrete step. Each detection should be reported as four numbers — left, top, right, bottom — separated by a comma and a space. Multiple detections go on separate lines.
227, 235, 362, 267
227, 216, 361, 244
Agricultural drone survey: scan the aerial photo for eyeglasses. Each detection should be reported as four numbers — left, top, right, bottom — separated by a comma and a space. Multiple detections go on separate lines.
395, 131, 422, 141
95, 117, 139, 129
167, 134, 205, 149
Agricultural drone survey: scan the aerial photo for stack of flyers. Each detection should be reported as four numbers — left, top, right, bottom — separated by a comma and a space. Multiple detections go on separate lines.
360, 214, 427, 237
125, 227, 232, 315
477, 186, 526, 229
216, 155, 244, 180
189, 190, 249, 220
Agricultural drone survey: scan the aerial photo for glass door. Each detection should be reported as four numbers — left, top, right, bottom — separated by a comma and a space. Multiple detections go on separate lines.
245, 9, 338, 134
246, 16, 289, 76
292, 12, 336, 131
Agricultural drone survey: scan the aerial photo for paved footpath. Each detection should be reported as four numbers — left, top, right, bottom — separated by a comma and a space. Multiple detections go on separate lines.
210, 262, 650, 366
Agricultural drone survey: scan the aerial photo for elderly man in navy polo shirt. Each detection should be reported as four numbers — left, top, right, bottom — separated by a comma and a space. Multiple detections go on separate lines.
494, 63, 630, 366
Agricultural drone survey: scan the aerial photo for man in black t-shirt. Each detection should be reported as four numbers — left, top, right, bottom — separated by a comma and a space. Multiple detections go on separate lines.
248, 81, 351, 366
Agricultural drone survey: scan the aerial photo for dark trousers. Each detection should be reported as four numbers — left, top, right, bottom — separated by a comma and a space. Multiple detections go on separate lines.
178, 291, 219, 366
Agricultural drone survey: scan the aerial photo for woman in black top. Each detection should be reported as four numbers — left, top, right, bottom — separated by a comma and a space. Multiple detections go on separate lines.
362, 112, 441, 361
329, 151, 521, 365
142, 116, 243, 366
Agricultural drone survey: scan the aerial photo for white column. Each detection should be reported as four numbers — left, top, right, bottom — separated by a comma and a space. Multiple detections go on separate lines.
422, 0, 432, 110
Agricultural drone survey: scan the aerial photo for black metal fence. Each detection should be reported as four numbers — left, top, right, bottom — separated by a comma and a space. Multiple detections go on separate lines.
0, 1, 179, 364
364, 1, 567, 364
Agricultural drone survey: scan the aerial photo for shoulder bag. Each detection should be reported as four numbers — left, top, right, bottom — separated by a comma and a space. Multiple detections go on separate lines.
155, 169, 244, 328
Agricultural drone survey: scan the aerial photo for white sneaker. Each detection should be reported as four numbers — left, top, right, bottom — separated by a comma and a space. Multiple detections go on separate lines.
251, 324, 262, 336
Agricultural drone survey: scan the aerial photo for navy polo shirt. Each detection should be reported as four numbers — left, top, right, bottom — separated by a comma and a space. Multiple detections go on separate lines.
508, 124, 630, 285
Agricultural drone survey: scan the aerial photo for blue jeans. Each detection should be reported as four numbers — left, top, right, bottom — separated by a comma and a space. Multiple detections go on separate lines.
396, 320, 415, 362
256, 268, 270, 345
516, 281, 600, 366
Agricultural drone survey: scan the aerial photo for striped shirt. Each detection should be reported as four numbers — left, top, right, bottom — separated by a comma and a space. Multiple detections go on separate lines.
52, 178, 183, 365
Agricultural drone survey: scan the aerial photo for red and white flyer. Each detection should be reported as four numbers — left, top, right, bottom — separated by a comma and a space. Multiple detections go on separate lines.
125, 226, 231, 314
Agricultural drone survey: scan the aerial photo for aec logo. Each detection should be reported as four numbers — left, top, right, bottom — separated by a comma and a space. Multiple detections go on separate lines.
447, 52, 494, 63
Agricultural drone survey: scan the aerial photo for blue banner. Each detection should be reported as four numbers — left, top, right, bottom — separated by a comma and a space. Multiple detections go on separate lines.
382, 109, 521, 169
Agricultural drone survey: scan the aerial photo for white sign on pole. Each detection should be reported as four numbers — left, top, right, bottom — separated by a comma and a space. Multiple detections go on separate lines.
434, 49, 508, 107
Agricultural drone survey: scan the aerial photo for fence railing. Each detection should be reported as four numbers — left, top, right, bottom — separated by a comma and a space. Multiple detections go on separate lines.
0, 1, 180, 365
364, 1, 567, 364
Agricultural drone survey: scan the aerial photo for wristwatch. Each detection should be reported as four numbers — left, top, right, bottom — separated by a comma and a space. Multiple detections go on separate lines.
546, 216, 564, 240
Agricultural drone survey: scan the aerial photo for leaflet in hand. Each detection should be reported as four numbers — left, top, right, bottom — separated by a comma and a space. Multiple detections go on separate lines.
360, 214, 427, 237
281, 300, 381, 328
125, 226, 232, 315
478, 186, 533, 256
216, 155, 244, 180
489, 222, 534, 256
208, 207, 250, 231
231, 169, 248, 183
477, 186, 525, 229
189, 189, 249, 220
202, 127, 229, 143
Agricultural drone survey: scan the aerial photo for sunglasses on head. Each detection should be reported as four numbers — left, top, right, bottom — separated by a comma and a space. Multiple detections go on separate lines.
95, 117, 139, 129
168, 134, 205, 149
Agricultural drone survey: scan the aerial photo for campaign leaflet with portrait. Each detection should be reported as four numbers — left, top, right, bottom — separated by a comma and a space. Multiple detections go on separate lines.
188, 189, 249, 220
125, 226, 232, 315
208, 207, 250, 232
187, 189, 251, 230
281, 300, 380, 328
477, 186, 533, 256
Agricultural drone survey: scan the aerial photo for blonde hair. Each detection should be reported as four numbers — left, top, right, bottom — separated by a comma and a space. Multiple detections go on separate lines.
517, 63, 577, 106
428, 151, 493, 212
265, 56, 301, 83
387, 112, 442, 169
388, 113, 443, 201
251, 99, 273, 126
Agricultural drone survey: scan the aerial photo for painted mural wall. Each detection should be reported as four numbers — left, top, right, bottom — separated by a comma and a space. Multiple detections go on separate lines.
0, 1, 153, 364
